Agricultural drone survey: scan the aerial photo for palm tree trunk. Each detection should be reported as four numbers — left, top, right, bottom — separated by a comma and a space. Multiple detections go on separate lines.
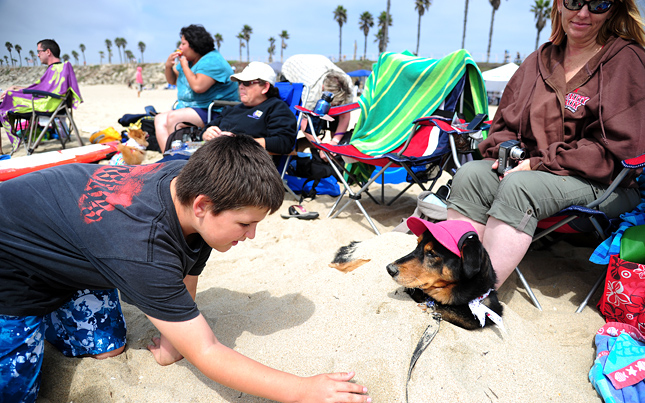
535, 30, 540, 51
384, 0, 391, 53
246, 41, 250, 62
416, 14, 422, 55
364, 34, 368, 60
462, 0, 469, 49
339, 26, 342, 61
486, 8, 496, 63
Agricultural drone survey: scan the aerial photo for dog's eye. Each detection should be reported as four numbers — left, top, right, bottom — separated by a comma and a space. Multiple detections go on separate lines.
425, 250, 436, 258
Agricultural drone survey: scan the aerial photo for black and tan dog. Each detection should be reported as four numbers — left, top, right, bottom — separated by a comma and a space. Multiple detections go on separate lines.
387, 217, 503, 330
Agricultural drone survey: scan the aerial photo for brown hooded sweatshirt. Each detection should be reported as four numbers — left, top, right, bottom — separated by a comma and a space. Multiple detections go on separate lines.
479, 36, 645, 187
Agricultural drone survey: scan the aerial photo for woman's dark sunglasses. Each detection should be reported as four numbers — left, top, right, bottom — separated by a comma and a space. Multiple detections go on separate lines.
239, 80, 262, 87
563, 0, 614, 14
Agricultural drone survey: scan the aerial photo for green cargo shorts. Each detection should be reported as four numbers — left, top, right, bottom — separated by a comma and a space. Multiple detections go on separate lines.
446, 160, 640, 235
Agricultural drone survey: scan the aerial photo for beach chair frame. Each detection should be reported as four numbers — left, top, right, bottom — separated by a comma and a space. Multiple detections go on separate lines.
8, 89, 84, 156
516, 153, 645, 312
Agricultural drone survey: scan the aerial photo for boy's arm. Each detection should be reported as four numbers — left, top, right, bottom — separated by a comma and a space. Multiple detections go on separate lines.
147, 275, 200, 365
146, 313, 370, 403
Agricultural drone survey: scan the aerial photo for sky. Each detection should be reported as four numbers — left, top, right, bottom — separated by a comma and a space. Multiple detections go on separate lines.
2, 0, 645, 67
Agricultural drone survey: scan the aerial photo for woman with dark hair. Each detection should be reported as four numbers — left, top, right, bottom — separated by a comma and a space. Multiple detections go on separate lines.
445, 0, 645, 289
155, 24, 239, 150
201, 62, 297, 155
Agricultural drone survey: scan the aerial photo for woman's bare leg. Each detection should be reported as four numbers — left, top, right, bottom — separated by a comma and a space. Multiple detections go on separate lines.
154, 108, 203, 152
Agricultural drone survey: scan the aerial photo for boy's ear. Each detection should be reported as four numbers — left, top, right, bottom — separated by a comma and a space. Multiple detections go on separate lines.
192, 195, 213, 218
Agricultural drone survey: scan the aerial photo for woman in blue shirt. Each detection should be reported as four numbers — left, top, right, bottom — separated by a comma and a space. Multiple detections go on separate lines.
155, 24, 239, 150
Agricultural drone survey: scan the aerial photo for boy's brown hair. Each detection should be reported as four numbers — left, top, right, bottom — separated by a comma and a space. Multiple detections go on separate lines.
175, 135, 284, 214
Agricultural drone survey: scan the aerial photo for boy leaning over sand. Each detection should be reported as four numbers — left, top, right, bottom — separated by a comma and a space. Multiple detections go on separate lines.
0, 135, 370, 403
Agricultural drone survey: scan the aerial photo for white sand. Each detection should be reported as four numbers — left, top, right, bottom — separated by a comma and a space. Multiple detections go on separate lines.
4, 85, 606, 403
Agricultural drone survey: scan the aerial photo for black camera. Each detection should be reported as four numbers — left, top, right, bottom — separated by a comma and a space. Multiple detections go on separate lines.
497, 140, 526, 175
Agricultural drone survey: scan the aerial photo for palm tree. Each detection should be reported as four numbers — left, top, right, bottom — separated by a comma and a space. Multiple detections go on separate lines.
15, 44, 22, 67
79, 44, 86, 65
29, 50, 36, 66
138, 41, 146, 63
125, 49, 135, 63
359, 12, 374, 60
114, 38, 122, 63
237, 32, 245, 63
105, 39, 113, 64
214, 34, 223, 51
383, 0, 391, 53
71, 50, 79, 65
333, 5, 348, 62
462, 0, 469, 49
120, 38, 128, 63
3, 56, 8, 66
279, 30, 289, 62
376, 11, 393, 53
5, 42, 13, 67
0, 59, 3, 67
99, 51, 104, 64
62, 54, 70, 62
242, 25, 253, 62
414, 0, 432, 56
531, 0, 552, 51
268, 37, 276, 63
486, 0, 502, 63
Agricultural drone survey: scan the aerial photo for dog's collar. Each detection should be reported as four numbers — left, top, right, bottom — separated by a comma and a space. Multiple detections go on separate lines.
468, 289, 505, 331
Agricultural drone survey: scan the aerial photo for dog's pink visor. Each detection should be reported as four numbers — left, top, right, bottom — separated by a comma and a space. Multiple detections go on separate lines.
406, 217, 478, 257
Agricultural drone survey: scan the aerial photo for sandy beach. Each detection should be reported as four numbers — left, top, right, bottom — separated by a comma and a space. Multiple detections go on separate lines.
2, 85, 607, 402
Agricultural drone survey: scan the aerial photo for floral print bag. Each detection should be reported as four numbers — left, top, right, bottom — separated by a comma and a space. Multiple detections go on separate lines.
598, 254, 645, 333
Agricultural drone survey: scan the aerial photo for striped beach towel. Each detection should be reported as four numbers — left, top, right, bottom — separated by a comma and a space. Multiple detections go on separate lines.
350, 49, 488, 156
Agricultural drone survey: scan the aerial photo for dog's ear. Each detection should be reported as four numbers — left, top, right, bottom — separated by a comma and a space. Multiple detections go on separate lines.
460, 235, 485, 279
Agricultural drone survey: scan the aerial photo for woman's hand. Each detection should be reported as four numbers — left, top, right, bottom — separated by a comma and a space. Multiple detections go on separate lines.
492, 158, 531, 179
202, 126, 234, 141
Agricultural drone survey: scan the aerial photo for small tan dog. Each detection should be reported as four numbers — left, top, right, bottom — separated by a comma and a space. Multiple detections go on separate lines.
109, 127, 149, 165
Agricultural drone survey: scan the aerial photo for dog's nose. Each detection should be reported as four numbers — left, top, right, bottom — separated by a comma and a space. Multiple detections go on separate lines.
386, 264, 399, 277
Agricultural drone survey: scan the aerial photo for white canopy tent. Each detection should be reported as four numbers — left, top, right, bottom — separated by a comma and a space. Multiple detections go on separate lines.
482, 63, 519, 105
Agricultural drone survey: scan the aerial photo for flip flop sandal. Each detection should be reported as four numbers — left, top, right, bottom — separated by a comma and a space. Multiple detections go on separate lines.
280, 205, 319, 220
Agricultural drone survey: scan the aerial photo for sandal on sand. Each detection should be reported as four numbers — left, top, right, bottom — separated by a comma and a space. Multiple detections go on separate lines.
281, 205, 319, 220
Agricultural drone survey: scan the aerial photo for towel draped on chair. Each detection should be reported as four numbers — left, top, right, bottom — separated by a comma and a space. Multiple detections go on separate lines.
0, 61, 82, 136
350, 49, 488, 156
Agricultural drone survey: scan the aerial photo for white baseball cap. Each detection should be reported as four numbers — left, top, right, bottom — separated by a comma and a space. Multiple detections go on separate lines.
231, 62, 276, 85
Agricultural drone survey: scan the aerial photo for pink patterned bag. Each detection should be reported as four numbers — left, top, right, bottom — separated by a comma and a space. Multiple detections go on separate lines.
598, 255, 645, 334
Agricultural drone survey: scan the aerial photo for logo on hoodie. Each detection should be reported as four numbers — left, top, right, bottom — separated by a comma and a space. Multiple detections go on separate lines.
565, 90, 590, 113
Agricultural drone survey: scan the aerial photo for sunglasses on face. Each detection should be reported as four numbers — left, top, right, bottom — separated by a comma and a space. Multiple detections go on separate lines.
239, 80, 262, 87
563, 0, 614, 14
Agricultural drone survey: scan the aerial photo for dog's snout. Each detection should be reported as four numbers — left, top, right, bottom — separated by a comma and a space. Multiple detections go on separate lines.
386, 263, 399, 277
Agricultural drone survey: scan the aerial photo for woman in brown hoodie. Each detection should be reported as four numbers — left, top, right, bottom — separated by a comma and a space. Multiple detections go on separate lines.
446, 0, 645, 288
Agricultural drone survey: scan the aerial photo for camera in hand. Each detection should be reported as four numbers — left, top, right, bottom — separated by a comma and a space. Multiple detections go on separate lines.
497, 140, 526, 175
313, 91, 334, 116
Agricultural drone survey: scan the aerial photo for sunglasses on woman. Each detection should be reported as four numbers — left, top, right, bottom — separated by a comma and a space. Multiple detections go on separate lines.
239, 80, 262, 87
563, 0, 614, 14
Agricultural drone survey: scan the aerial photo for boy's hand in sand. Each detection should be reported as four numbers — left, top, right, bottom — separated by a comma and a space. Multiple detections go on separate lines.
298, 372, 371, 403
147, 335, 184, 366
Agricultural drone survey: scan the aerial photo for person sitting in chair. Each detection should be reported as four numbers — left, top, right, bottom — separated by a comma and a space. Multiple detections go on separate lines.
154, 24, 239, 150
0, 39, 81, 153
445, 0, 645, 289
200, 62, 297, 155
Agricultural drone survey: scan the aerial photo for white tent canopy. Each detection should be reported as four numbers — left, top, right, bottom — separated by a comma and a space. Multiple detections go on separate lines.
482, 62, 519, 105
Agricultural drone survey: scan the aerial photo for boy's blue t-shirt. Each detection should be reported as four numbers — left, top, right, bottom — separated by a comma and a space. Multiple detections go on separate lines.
0, 161, 211, 322
176, 50, 239, 109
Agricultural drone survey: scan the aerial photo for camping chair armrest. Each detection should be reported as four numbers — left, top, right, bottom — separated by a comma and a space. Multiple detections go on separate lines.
586, 152, 645, 209
22, 89, 63, 99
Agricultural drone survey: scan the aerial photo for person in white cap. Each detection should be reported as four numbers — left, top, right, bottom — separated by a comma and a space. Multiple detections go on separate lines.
201, 62, 297, 155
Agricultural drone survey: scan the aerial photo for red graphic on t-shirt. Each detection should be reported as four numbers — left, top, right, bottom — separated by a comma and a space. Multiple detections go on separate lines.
78, 164, 162, 223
